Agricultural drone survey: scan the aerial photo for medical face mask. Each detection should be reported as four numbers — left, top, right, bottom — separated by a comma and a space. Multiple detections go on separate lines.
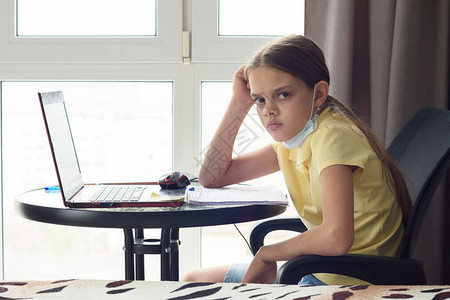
282, 85, 319, 149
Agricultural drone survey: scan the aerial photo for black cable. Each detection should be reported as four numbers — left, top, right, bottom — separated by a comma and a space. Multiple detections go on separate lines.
233, 224, 252, 254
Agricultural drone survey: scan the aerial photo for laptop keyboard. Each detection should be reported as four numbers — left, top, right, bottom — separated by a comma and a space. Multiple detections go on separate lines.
90, 186, 145, 202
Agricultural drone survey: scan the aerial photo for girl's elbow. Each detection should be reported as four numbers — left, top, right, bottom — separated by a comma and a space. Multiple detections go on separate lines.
334, 236, 354, 256
328, 229, 354, 256
198, 173, 223, 188
198, 175, 214, 188
335, 234, 354, 256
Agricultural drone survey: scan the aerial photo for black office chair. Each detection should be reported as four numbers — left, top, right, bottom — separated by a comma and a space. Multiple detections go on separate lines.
250, 107, 450, 285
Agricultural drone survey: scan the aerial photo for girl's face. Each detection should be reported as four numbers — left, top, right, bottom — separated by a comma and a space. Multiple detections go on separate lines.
247, 66, 315, 142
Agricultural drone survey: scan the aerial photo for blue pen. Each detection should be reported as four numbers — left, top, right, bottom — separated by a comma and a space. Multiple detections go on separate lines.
45, 186, 60, 191
188, 187, 195, 191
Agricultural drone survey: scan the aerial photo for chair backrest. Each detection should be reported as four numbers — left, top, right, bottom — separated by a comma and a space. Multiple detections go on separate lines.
386, 107, 450, 258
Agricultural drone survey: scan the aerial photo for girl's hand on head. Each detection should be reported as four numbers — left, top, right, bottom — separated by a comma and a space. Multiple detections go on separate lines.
232, 65, 254, 109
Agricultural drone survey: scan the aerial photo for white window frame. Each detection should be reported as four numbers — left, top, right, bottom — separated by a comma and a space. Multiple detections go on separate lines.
0, 0, 305, 279
0, 0, 182, 63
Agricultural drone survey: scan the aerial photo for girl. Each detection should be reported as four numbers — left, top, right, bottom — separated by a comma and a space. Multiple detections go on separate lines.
183, 34, 412, 285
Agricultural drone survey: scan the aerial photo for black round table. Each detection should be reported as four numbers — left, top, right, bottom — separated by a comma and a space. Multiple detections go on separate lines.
15, 186, 287, 281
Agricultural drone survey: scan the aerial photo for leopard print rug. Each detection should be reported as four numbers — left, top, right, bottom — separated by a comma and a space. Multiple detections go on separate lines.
0, 279, 449, 299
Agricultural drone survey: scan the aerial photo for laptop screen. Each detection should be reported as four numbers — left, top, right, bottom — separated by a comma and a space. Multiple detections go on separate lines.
39, 91, 84, 200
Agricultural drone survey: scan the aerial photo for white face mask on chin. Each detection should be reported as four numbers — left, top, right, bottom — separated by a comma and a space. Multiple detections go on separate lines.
282, 84, 319, 149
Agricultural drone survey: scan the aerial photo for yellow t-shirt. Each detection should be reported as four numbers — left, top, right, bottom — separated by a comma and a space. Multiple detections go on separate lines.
273, 107, 404, 285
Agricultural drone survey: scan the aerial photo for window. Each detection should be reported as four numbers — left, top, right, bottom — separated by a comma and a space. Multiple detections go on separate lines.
2, 82, 172, 280
17, 0, 157, 36
218, 0, 303, 36
192, 0, 305, 62
1, 1, 305, 280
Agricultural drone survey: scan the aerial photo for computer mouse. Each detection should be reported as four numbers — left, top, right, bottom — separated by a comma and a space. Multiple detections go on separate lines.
158, 171, 191, 190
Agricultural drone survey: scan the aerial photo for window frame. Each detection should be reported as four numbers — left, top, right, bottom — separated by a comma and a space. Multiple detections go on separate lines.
0, 0, 305, 280
0, 0, 182, 63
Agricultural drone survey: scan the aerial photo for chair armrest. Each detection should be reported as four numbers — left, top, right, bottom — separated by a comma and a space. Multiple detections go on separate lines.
276, 254, 426, 285
249, 217, 307, 255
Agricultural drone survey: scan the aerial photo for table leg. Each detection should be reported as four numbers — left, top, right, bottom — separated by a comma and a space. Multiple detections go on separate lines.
125, 228, 180, 281
171, 228, 180, 281
123, 229, 134, 280
160, 228, 171, 281
135, 228, 145, 280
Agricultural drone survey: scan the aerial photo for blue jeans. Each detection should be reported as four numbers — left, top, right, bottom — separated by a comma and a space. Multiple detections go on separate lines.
224, 263, 326, 286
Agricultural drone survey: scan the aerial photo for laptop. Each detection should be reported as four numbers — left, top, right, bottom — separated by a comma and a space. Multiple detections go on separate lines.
38, 91, 184, 208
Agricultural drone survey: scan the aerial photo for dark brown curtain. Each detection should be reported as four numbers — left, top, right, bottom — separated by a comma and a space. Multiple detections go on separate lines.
305, 0, 449, 284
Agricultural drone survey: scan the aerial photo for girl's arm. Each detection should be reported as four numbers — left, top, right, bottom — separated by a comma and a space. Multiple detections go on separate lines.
242, 164, 355, 283
198, 66, 280, 187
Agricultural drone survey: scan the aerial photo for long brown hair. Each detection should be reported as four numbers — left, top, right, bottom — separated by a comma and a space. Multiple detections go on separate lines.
246, 34, 412, 221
